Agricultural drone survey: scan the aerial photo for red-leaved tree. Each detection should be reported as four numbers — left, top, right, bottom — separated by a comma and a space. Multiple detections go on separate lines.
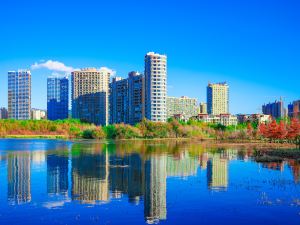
277, 120, 288, 139
267, 120, 279, 140
287, 118, 300, 148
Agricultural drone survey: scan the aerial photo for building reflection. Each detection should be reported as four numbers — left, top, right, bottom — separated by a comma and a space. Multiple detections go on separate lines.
144, 155, 167, 224
199, 150, 230, 190
71, 149, 109, 203
207, 157, 228, 190
7, 152, 31, 204
47, 154, 69, 195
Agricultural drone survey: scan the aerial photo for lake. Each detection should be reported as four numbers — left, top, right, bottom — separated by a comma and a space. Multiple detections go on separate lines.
0, 139, 299, 225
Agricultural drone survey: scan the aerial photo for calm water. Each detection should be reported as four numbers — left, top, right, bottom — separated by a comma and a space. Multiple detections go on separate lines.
0, 139, 300, 225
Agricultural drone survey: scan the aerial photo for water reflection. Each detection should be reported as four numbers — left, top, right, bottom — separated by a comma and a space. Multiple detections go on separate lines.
1, 140, 300, 224
7, 152, 31, 204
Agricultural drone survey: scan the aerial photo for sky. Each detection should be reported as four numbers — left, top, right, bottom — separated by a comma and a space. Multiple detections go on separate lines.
0, 0, 299, 114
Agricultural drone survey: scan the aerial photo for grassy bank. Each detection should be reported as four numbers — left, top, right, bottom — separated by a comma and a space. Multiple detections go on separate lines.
0, 118, 299, 148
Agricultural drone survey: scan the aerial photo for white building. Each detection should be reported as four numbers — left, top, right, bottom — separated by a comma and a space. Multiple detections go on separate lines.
144, 52, 167, 122
31, 109, 46, 120
195, 114, 238, 126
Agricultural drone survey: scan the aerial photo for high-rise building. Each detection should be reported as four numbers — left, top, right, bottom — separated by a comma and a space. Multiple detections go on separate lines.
8, 70, 31, 120
47, 76, 69, 120
199, 102, 207, 114
0, 107, 8, 119
262, 100, 285, 119
288, 103, 294, 118
166, 96, 198, 121
144, 52, 167, 122
128, 72, 144, 125
109, 77, 129, 124
207, 82, 229, 115
71, 68, 111, 125
293, 100, 300, 118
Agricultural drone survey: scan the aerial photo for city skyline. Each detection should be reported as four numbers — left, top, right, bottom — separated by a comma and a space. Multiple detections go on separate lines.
0, 0, 299, 114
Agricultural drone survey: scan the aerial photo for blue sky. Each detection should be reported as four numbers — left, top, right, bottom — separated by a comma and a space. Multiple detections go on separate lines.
0, 0, 299, 114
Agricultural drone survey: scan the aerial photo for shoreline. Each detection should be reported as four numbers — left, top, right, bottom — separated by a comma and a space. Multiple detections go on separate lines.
0, 135, 298, 149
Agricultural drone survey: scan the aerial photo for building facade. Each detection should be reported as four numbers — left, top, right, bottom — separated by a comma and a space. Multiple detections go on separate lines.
144, 52, 167, 122
47, 76, 69, 120
237, 114, 271, 124
31, 109, 46, 120
71, 68, 111, 125
262, 100, 285, 119
199, 102, 207, 114
293, 100, 300, 118
109, 77, 129, 124
166, 96, 198, 121
0, 107, 8, 119
8, 70, 31, 120
207, 82, 229, 115
195, 114, 238, 126
128, 72, 144, 125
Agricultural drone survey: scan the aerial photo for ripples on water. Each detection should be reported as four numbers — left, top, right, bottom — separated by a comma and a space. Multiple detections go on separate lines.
0, 139, 300, 225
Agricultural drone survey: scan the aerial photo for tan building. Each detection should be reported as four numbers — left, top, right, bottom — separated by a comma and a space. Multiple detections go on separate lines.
199, 102, 207, 114
207, 82, 229, 115
71, 68, 111, 125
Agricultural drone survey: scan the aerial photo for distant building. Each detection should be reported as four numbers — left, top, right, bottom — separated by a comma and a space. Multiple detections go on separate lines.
47, 76, 69, 120
144, 52, 167, 122
128, 72, 144, 125
207, 82, 229, 115
288, 103, 294, 118
199, 102, 207, 114
8, 70, 31, 120
0, 107, 8, 119
293, 100, 300, 118
71, 68, 111, 125
262, 100, 285, 119
237, 114, 271, 124
31, 109, 46, 120
109, 77, 129, 124
194, 114, 238, 126
166, 96, 198, 121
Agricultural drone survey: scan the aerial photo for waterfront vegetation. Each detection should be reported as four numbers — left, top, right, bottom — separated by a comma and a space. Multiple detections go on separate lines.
0, 118, 299, 148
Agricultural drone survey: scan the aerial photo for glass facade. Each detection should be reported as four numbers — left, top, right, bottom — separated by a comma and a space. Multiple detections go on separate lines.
47, 76, 69, 120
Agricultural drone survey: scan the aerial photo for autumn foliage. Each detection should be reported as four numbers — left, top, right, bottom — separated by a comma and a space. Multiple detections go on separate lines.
258, 118, 300, 146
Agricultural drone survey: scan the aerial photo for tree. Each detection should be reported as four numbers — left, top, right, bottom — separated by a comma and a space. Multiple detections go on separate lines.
267, 120, 279, 140
247, 122, 253, 139
277, 120, 288, 140
258, 123, 267, 138
287, 118, 300, 148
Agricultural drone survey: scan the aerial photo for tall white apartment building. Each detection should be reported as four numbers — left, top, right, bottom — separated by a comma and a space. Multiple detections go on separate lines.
207, 82, 229, 115
71, 68, 111, 125
8, 70, 31, 120
144, 52, 167, 122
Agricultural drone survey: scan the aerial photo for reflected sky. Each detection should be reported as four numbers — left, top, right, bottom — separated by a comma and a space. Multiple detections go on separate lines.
0, 139, 300, 224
